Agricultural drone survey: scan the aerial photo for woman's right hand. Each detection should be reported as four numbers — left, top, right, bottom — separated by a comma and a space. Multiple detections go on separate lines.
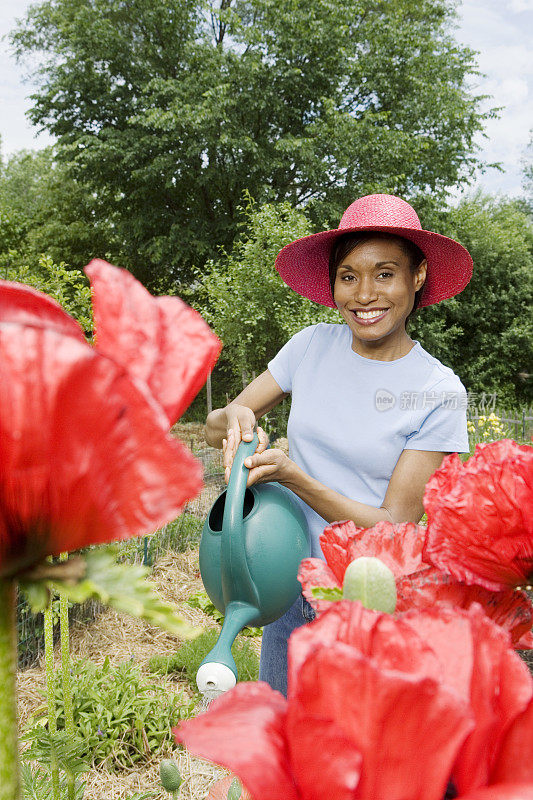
222, 404, 269, 484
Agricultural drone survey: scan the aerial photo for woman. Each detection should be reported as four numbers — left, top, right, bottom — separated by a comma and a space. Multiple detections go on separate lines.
205, 194, 472, 696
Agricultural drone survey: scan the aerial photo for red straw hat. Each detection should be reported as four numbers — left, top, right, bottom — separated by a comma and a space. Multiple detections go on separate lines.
275, 194, 473, 308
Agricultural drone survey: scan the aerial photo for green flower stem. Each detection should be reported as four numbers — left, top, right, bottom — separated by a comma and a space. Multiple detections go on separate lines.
44, 596, 60, 800
59, 554, 75, 800
0, 579, 21, 800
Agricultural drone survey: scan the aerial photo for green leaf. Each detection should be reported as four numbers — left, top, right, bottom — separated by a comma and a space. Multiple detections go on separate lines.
310, 586, 343, 602
19, 581, 50, 614
227, 777, 242, 800
22, 547, 201, 639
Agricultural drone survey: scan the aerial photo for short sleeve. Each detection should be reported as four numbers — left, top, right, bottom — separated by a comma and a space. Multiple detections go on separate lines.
267, 325, 318, 393
404, 381, 470, 454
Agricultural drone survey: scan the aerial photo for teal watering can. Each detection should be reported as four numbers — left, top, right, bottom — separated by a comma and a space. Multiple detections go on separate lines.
197, 433, 310, 695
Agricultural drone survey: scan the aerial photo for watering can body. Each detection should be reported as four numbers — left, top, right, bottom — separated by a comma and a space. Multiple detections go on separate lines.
200, 480, 310, 627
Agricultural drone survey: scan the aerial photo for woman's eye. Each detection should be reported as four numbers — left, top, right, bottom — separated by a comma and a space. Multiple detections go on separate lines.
378, 272, 393, 279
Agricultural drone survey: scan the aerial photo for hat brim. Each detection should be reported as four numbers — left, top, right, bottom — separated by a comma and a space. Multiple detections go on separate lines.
275, 225, 473, 308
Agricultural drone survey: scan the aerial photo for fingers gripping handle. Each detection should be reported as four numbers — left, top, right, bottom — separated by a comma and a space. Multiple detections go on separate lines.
221, 432, 260, 610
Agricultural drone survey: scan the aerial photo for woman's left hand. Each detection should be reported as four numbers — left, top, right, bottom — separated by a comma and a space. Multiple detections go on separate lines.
242, 448, 296, 487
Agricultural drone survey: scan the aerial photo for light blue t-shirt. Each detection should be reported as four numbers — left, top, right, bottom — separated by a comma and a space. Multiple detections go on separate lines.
267, 323, 469, 558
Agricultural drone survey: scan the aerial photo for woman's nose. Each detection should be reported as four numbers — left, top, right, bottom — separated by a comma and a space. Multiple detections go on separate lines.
354, 277, 378, 303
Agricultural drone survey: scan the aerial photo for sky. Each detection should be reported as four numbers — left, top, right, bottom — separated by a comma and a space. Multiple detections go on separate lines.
0, 0, 532, 198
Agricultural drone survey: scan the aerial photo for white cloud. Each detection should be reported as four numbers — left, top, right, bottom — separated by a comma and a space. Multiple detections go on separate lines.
508, 0, 533, 11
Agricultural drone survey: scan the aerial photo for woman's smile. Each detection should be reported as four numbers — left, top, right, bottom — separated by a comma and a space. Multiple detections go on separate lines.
351, 308, 390, 324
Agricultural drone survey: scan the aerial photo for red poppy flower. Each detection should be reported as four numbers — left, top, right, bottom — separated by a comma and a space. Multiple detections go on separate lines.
298, 522, 533, 647
458, 788, 533, 800
489, 695, 533, 785
86, 259, 221, 425
423, 441, 533, 591
175, 604, 533, 800
176, 602, 474, 800
0, 266, 219, 577
298, 520, 427, 613
321, 520, 427, 581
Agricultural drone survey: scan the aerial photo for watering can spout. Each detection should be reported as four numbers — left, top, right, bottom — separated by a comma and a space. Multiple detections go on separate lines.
196, 601, 258, 694
196, 662, 236, 695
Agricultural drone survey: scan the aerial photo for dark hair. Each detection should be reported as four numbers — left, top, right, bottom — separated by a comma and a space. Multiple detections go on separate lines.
328, 232, 426, 327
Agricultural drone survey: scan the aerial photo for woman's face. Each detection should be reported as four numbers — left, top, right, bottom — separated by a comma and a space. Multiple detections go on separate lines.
333, 236, 426, 349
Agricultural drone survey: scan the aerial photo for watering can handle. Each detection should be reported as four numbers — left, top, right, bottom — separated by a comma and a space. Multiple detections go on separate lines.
221, 432, 261, 610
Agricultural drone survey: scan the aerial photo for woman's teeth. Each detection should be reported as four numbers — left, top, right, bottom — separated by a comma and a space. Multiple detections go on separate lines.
354, 309, 387, 319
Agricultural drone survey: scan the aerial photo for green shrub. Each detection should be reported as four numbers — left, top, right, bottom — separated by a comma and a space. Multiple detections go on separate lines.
29, 658, 195, 771
149, 629, 259, 691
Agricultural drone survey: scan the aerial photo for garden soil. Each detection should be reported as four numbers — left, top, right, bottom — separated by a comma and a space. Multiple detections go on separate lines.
17, 423, 262, 800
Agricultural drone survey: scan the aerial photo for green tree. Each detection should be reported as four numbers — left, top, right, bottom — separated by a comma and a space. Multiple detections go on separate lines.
0, 147, 119, 270
411, 194, 533, 406
196, 199, 336, 396
11, 0, 493, 290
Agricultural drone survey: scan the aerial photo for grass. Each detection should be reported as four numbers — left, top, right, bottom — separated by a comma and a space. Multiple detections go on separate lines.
148, 630, 259, 694
116, 514, 204, 565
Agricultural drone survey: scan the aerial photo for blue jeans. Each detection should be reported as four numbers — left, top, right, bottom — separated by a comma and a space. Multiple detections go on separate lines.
259, 593, 316, 698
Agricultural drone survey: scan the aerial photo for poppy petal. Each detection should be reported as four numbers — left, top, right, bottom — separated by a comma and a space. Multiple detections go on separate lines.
458, 785, 533, 800
298, 557, 340, 613
403, 605, 533, 794
423, 440, 533, 591
0, 324, 202, 574
86, 260, 221, 424
288, 601, 442, 700
320, 520, 427, 582
174, 683, 299, 800
287, 643, 472, 800
0, 280, 86, 340
517, 630, 533, 649
423, 452, 464, 518
319, 522, 355, 582
396, 569, 533, 646
288, 707, 363, 800
490, 699, 533, 784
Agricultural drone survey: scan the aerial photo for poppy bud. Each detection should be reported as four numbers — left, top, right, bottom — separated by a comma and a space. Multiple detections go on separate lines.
342, 556, 397, 613
160, 759, 182, 793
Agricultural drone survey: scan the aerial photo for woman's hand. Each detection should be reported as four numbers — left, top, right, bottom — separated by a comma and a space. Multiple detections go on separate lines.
241, 448, 296, 488
222, 411, 269, 484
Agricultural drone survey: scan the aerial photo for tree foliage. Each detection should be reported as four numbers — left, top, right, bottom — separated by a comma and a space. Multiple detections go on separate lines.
11, 0, 492, 289
1, 254, 92, 333
410, 195, 533, 406
196, 198, 336, 389
0, 147, 118, 269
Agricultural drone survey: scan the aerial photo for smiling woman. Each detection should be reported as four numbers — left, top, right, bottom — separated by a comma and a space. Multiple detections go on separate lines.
204, 193, 474, 696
